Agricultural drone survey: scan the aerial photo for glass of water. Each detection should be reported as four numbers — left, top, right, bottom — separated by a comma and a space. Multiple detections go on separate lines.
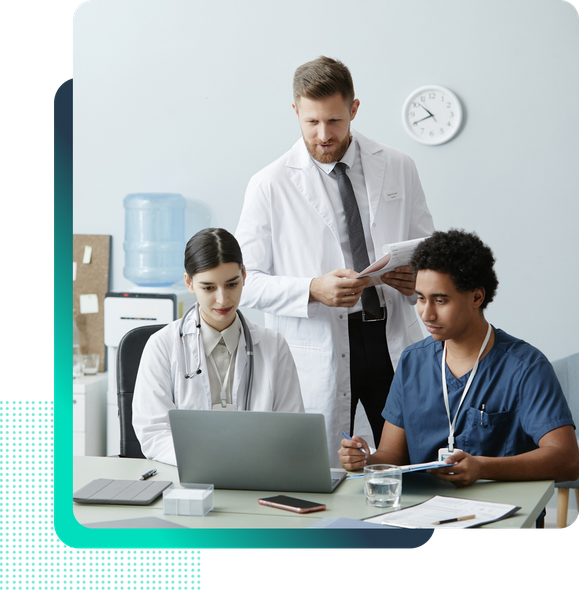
364, 464, 402, 509
81, 353, 100, 375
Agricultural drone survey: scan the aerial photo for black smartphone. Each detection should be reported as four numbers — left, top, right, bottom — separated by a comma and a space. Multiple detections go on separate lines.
257, 495, 326, 514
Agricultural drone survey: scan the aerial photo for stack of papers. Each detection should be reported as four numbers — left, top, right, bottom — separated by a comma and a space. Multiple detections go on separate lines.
364, 495, 521, 529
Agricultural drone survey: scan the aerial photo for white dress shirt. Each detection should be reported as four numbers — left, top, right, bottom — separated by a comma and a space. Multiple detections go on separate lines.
313, 136, 382, 313
199, 314, 241, 407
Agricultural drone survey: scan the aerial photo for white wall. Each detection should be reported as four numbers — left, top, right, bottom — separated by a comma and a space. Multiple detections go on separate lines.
73, 0, 579, 361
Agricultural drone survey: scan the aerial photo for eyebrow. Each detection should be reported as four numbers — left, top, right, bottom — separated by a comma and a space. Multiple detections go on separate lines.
198, 275, 241, 285
415, 290, 449, 298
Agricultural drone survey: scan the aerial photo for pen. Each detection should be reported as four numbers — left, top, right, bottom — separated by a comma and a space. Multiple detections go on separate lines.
433, 514, 476, 525
140, 469, 158, 481
480, 404, 485, 425
342, 432, 368, 454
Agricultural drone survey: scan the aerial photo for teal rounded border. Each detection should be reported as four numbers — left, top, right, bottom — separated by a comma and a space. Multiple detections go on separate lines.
54, 79, 433, 549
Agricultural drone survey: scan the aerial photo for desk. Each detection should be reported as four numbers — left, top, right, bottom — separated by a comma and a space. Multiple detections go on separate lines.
73, 456, 553, 529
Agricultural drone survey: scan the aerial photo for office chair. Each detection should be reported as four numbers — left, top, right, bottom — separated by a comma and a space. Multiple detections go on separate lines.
551, 352, 579, 528
117, 324, 166, 458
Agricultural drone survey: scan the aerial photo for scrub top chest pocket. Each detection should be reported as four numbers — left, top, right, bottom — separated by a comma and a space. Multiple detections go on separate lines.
463, 406, 513, 457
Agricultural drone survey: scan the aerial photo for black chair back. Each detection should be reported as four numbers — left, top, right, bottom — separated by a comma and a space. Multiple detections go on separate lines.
117, 324, 166, 458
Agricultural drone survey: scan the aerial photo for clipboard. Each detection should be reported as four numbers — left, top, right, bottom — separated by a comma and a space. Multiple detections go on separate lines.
73, 478, 172, 505
399, 460, 454, 473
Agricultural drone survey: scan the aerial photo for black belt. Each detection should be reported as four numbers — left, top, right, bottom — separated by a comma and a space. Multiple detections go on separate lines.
348, 308, 386, 322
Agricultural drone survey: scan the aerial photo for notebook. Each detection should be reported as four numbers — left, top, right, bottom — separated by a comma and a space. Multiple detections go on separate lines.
169, 410, 346, 493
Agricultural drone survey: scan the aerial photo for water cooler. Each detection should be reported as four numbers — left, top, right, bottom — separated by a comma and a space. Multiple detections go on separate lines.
103, 193, 196, 456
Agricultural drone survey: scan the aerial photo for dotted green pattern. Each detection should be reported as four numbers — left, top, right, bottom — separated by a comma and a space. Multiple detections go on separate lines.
0, 401, 202, 589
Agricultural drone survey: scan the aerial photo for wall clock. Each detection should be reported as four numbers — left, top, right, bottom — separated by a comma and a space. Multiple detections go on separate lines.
402, 85, 463, 145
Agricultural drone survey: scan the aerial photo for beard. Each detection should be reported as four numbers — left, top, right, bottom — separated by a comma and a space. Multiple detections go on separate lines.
304, 131, 352, 164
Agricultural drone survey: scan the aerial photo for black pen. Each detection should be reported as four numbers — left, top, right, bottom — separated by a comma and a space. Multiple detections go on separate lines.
140, 469, 158, 481
433, 514, 476, 525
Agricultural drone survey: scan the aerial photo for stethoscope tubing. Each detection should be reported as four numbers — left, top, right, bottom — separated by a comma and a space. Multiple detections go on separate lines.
179, 302, 254, 410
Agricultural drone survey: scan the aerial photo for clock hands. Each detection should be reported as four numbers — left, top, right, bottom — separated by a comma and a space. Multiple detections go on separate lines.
413, 113, 434, 125
419, 104, 436, 119
412, 103, 437, 125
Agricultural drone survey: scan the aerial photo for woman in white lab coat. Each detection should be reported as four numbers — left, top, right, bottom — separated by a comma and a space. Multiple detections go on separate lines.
132, 228, 304, 465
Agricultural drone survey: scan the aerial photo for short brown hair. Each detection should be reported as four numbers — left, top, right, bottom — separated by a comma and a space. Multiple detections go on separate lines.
293, 56, 355, 107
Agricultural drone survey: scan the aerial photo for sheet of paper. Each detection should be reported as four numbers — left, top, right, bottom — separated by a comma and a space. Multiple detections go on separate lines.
79, 293, 99, 314
82, 245, 93, 264
355, 237, 428, 278
364, 495, 520, 529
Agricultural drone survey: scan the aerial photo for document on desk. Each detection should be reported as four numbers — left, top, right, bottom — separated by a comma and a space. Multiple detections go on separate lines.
364, 495, 521, 529
355, 237, 428, 278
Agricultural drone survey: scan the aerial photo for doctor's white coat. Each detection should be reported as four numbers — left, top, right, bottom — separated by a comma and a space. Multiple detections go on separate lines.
133, 311, 304, 465
235, 130, 435, 466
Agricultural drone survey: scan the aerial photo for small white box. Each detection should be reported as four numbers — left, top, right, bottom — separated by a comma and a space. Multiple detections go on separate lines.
163, 485, 214, 517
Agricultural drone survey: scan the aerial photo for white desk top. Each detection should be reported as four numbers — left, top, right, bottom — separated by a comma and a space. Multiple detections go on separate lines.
73, 456, 553, 529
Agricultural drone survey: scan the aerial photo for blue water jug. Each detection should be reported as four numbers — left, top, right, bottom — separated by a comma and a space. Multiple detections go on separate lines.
123, 193, 186, 286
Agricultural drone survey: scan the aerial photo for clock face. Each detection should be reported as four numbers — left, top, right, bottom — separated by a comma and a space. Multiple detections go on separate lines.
402, 85, 463, 145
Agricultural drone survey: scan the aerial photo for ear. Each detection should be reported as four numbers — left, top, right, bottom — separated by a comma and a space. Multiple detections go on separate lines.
184, 272, 195, 294
292, 101, 299, 117
350, 98, 360, 121
472, 287, 486, 309
241, 265, 247, 286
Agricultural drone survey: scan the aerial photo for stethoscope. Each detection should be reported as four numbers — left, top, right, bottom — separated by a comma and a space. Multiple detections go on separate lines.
179, 302, 254, 410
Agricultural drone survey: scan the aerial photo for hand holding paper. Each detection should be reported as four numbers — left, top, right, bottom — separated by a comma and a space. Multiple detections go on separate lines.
310, 269, 370, 308
355, 237, 428, 278
379, 265, 416, 296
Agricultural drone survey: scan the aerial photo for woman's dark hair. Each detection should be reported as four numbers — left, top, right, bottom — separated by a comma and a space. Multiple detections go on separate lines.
410, 229, 499, 310
184, 228, 243, 277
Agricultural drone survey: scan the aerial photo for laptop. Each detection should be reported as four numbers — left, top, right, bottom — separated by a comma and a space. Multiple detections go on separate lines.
168, 410, 347, 493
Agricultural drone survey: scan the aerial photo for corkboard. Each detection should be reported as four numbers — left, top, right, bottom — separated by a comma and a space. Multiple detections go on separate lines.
73, 235, 111, 372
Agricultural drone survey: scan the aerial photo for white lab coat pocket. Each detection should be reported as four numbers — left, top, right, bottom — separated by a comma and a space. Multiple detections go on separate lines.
372, 188, 405, 240
287, 344, 333, 413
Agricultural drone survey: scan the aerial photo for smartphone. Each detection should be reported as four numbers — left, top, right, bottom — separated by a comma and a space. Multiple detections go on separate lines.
257, 495, 326, 514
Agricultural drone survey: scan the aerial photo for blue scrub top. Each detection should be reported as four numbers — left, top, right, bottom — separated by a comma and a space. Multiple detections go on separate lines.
382, 327, 575, 464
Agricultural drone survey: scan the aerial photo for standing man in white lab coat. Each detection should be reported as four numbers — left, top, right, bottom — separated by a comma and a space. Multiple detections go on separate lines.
235, 56, 434, 465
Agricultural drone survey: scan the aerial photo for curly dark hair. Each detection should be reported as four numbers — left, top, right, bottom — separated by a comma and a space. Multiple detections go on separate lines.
410, 229, 498, 310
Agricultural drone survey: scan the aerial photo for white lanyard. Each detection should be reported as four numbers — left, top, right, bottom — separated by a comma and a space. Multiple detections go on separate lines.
441, 323, 492, 451
208, 343, 236, 408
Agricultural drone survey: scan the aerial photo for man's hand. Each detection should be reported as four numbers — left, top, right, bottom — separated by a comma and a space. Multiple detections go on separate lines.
429, 451, 483, 488
428, 427, 579, 486
310, 269, 371, 307
379, 265, 416, 296
338, 435, 370, 471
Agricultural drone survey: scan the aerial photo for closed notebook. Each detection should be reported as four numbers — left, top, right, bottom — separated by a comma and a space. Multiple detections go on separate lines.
73, 478, 172, 505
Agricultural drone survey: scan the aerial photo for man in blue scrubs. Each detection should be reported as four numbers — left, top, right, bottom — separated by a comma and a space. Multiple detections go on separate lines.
339, 230, 579, 488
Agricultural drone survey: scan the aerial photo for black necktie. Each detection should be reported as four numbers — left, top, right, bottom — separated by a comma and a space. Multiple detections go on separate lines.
334, 162, 382, 319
